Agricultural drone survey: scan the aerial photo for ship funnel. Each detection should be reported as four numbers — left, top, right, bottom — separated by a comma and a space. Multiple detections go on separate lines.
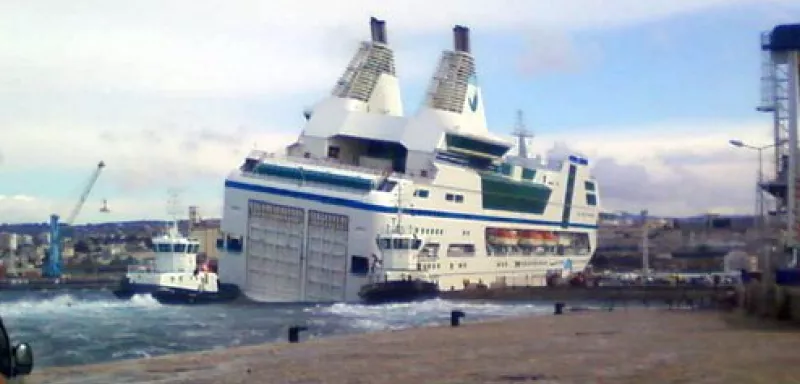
370, 17, 388, 44
453, 25, 471, 53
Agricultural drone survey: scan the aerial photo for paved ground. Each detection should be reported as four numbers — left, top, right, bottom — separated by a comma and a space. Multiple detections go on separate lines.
27, 308, 800, 384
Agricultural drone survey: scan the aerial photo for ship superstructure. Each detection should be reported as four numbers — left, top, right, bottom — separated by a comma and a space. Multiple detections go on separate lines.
217, 17, 601, 303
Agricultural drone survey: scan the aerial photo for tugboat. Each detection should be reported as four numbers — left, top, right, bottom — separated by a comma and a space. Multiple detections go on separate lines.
112, 218, 240, 305
358, 185, 440, 304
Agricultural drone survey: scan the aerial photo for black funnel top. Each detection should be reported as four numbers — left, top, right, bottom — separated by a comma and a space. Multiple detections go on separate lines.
764, 23, 800, 52
453, 25, 471, 53
370, 17, 388, 44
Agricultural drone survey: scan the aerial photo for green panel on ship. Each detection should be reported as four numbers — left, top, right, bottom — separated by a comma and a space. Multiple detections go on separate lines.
521, 168, 536, 180
445, 134, 509, 157
480, 173, 552, 214
254, 163, 374, 191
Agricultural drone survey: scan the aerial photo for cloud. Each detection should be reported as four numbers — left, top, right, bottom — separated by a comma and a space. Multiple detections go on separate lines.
509, 119, 774, 216
517, 30, 604, 76
0, 0, 792, 224
0, 0, 787, 97
1, 121, 297, 191
0, 194, 219, 226
0, 195, 55, 225
2, 118, 774, 224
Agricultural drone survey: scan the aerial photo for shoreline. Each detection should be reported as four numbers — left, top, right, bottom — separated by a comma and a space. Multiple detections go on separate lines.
28, 307, 800, 384
0, 276, 121, 291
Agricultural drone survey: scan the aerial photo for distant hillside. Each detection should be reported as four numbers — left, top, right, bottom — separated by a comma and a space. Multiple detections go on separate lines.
0, 219, 221, 236
600, 211, 755, 230
2, 211, 756, 235
600, 211, 755, 221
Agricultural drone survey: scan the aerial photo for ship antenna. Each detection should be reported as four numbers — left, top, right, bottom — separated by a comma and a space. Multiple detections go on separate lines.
166, 189, 182, 238
512, 109, 533, 159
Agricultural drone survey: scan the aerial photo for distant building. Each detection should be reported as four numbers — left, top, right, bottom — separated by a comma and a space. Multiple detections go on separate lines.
723, 250, 753, 272
191, 226, 221, 259
62, 243, 75, 258
37, 232, 51, 245
0, 232, 18, 252
19, 234, 33, 246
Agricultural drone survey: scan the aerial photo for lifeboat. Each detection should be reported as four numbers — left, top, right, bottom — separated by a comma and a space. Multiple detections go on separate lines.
542, 232, 558, 246
486, 228, 519, 246
519, 230, 545, 247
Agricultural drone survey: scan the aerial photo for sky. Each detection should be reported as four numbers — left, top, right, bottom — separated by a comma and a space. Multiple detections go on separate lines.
1, 0, 799, 224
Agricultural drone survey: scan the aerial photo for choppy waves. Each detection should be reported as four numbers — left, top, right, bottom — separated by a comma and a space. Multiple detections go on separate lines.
0, 291, 551, 368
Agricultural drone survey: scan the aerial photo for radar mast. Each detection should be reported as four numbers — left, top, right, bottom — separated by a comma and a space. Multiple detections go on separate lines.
511, 109, 534, 159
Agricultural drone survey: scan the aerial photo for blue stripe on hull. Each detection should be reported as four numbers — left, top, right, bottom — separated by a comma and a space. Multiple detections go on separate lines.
225, 179, 598, 229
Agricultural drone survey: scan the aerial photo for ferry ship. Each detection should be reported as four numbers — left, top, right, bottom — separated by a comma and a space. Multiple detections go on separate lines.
217, 17, 600, 303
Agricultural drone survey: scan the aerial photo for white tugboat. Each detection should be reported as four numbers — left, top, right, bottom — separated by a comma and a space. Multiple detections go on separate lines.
358, 183, 439, 303
112, 218, 240, 304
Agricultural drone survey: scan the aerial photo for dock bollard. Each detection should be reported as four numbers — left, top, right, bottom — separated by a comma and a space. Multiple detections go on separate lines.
288, 325, 308, 343
554, 302, 565, 315
450, 310, 466, 327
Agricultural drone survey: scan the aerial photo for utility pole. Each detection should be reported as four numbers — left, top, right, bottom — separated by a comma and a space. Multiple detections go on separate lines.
756, 146, 765, 232
729, 138, 788, 272
641, 209, 650, 281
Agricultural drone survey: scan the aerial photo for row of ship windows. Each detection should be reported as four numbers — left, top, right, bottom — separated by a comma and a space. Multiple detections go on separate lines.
418, 260, 559, 272
415, 181, 596, 197
419, 262, 469, 271
416, 188, 598, 207
413, 189, 465, 204
294, 255, 572, 276
415, 228, 444, 235
413, 228, 471, 237
152, 244, 201, 254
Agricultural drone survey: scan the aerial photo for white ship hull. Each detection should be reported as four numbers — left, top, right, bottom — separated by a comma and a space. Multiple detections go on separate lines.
218, 174, 596, 303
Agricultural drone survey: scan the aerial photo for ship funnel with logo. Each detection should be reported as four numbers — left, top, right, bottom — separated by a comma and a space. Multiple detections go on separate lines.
417, 24, 488, 135
327, 17, 404, 116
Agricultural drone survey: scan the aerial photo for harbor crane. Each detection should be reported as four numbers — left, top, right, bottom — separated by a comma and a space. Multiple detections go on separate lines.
42, 161, 106, 278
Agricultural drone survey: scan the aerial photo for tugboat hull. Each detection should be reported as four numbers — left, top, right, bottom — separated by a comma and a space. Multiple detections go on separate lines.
358, 280, 439, 304
151, 283, 241, 305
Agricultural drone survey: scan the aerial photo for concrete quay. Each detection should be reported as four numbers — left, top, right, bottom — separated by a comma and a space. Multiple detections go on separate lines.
440, 284, 736, 306
740, 280, 800, 322
28, 308, 800, 384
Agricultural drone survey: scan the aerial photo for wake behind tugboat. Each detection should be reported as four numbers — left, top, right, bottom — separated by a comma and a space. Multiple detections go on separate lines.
0, 290, 553, 369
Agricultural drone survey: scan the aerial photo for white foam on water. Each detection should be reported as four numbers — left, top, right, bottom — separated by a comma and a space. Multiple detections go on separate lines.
0, 293, 162, 319
1, 293, 556, 369
313, 298, 551, 332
